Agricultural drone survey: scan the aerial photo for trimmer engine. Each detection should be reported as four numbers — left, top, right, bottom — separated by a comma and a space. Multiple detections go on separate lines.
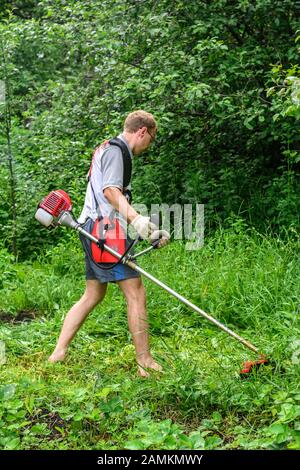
35, 190, 73, 227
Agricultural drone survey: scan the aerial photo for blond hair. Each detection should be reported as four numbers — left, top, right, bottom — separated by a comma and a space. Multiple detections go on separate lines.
124, 110, 157, 134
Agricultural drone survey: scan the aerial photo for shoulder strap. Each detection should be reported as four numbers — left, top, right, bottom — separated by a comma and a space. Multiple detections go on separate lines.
87, 144, 108, 219
109, 137, 132, 188
88, 137, 132, 218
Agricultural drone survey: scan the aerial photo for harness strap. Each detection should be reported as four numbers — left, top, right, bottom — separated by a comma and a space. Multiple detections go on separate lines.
108, 137, 132, 188
88, 137, 133, 218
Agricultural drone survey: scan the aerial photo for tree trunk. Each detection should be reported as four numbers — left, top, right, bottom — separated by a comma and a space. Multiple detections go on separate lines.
1, 41, 18, 261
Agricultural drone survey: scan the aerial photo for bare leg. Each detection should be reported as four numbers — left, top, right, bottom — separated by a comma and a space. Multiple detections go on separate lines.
117, 277, 162, 377
48, 280, 107, 362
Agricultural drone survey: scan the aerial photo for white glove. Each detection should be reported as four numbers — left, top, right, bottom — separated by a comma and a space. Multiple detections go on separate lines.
130, 215, 158, 241
152, 229, 170, 248
150, 229, 170, 241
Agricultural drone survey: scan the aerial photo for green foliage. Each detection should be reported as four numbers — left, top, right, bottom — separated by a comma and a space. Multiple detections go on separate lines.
0, 232, 299, 449
0, 0, 299, 259
124, 418, 222, 450
0, 0, 299, 450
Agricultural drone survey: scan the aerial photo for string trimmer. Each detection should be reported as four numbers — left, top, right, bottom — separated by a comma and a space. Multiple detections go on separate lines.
35, 189, 269, 376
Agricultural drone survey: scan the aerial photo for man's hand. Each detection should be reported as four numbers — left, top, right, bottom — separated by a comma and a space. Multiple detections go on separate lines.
157, 235, 170, 249
103, 188, 170, 247
130, 214, 158, 241
131, 215, 170, 247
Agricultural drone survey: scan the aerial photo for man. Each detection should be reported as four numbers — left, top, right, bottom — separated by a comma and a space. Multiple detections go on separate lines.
48, 110, 170, 377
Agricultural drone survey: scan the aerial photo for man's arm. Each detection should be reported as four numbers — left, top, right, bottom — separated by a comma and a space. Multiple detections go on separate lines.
103, 186, 170, 247
103, 187, 138, 224
100, 147, 169, 242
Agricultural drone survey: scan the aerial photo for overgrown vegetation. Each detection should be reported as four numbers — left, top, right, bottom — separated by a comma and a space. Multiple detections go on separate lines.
0, 0, 299, 259
0, 0, 299, 451
0, 227, 299, 449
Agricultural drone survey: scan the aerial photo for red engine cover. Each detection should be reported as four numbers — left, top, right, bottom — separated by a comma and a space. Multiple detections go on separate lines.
40, 190, 72, 217
91, 217, 126, 263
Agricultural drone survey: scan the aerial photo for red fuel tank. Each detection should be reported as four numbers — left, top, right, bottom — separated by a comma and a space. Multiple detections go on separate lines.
91, 216, 126, 263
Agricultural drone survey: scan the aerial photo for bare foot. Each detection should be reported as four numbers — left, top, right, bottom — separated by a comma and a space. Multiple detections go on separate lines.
48, 348, 67, 363
137, 358, 163, 378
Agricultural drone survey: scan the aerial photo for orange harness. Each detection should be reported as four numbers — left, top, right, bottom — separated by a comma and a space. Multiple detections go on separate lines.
91, 216, 126, 263
88, 138, 131, 263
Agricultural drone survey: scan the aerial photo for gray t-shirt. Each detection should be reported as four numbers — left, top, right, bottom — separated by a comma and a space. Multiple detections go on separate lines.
78, 133, 133, 224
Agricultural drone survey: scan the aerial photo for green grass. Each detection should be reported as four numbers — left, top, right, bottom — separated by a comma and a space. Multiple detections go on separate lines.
0, 225, 300, 450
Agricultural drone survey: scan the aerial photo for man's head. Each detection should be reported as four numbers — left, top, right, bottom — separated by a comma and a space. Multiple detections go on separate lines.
123, 110, 157, 155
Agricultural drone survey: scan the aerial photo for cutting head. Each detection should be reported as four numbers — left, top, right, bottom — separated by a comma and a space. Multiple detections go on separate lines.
240, 356, 269, 376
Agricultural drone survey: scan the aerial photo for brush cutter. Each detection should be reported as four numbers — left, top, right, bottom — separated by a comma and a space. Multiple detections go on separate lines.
35, 190, 269, 376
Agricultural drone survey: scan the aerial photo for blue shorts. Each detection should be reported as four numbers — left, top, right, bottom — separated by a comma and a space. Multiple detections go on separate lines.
79, 218, 141, 284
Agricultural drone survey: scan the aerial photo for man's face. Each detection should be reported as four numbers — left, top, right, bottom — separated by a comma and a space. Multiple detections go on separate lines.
133, 127, 156, 155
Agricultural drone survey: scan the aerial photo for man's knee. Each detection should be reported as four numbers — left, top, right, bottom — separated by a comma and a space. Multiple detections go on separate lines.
82, 281, 107, 306
125, 284, 146, 306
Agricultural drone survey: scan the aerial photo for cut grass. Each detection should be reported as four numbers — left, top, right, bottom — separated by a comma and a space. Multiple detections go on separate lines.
0, 227, 300, 449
